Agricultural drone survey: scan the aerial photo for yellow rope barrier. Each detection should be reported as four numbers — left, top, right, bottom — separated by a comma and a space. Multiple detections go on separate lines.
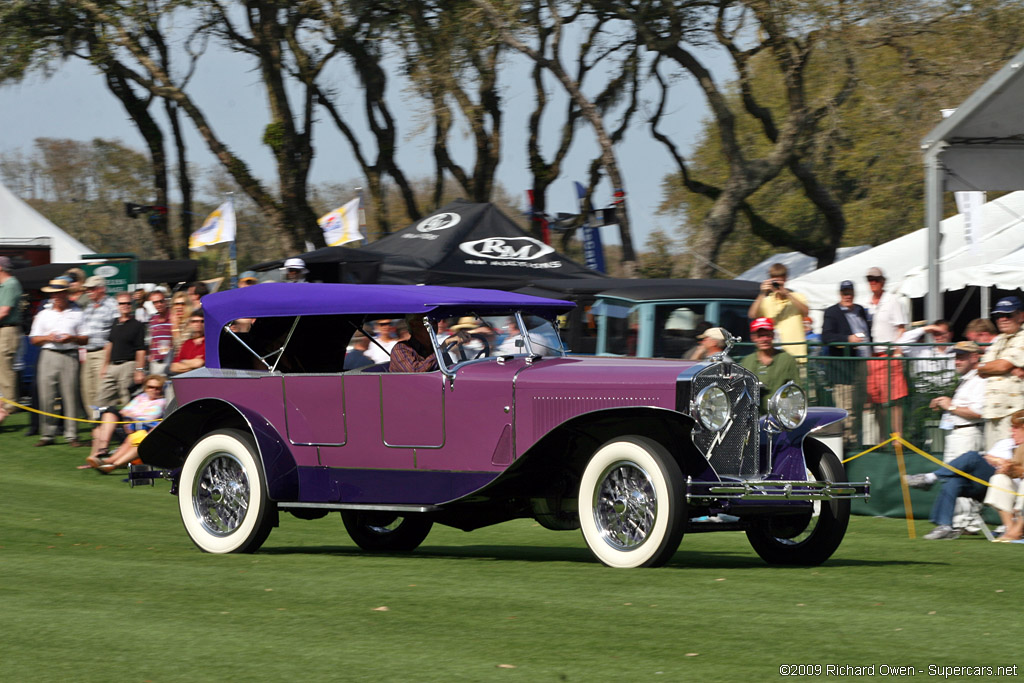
895, 434, 1022, 496
0, 396, 161, 426
841, 436, 897, 464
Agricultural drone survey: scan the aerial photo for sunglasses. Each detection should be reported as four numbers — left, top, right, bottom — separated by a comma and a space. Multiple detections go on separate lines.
992, 312, 1013, 320
866, 276, 883, 282
117, 301, 132, 306
144, 384, 163, 390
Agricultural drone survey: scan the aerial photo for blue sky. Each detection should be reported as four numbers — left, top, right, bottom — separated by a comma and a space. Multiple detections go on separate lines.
0, 39, 724, 250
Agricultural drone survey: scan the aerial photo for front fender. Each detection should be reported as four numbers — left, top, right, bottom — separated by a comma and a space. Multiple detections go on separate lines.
138, 398, 299, 501
765, 406, 847, 480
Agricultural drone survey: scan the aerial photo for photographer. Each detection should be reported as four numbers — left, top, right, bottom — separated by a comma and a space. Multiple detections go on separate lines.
747, 263, 809, 361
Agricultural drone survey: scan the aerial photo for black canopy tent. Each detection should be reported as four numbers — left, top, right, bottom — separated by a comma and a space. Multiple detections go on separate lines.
360, 200, 606, 288
250, 245, 382, 284
12, 259, 199, 291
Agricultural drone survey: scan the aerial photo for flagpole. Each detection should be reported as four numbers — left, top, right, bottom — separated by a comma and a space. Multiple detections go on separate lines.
355, 187, 367, 245
226, 193, 237, 289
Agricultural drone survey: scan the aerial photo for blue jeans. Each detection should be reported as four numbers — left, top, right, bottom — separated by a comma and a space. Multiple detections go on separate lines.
931, 451, 994, 527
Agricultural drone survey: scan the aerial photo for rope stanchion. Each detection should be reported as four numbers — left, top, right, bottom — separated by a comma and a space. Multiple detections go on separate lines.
892, 434, 916, 539
0, 397, 161, 426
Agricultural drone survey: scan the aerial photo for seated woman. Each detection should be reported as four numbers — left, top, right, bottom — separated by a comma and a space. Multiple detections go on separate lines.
79, 374, 166, 472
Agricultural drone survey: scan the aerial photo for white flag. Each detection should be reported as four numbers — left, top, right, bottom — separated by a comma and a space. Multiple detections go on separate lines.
318, 197, 363, 246
190, 200, 237, 252
955, 191, 986, 254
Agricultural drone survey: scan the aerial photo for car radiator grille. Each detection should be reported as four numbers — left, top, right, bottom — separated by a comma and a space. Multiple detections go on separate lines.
689, 363, 761, 478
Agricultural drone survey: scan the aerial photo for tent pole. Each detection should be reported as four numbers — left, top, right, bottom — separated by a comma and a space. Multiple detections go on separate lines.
981, 286, 991, 318
924, 146, 945, 321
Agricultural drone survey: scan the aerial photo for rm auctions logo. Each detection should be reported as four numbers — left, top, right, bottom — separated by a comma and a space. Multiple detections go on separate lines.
459, 237, 555, 261
417, 212, 462, 232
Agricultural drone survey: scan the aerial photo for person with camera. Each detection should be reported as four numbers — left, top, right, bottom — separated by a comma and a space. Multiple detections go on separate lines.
748, 262, 809, 362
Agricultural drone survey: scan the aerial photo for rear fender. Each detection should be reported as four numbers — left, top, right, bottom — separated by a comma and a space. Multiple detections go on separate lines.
137, 398, 299, 501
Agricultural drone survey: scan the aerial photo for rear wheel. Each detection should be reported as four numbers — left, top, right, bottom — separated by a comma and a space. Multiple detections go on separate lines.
341, 511, 433, 552
746, 442, 850, 566
578, 436, 685, 568
178, 429, 275, 554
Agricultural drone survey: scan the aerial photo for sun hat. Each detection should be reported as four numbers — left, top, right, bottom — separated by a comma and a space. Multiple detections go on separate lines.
280, 257, 307, 272
84, 275, 106, 288
449, 316, 484, 332
41, 278, 71, 293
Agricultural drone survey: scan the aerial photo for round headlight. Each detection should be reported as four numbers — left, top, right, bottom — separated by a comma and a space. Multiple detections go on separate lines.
769, 382, 807, 430
694, 386, 731, 431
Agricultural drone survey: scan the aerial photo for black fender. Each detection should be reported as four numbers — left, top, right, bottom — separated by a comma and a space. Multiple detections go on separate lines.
138, 398, 299, 501
506, 406, 715, 496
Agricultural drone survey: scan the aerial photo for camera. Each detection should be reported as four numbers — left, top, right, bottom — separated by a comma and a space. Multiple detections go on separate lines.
772, 281, 781, 290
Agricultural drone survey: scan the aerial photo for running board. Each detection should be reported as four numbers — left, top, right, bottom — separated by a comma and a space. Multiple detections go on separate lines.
277, 502, 441, 513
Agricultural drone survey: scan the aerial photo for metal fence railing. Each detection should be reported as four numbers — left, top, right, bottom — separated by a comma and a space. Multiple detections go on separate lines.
789, 341, 959, 453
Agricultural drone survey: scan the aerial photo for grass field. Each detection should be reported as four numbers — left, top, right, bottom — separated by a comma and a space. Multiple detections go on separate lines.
1, 412, 1021, 682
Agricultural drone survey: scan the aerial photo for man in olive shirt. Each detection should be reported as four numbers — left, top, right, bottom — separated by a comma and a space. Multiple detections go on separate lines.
741, 317, 801, 412
0, 256, 23, 425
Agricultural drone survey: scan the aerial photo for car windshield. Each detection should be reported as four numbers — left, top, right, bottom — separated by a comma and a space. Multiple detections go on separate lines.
430, 312, 565, 367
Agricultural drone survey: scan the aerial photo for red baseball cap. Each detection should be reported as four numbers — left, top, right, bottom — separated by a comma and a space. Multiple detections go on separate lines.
750, 317, 774, 333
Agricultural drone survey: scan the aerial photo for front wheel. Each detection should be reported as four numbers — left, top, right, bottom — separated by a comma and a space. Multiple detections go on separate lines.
341, 511, 433, 552
178, 429, 275, 554
745, 442, 850, 566
578, 436, 685, 568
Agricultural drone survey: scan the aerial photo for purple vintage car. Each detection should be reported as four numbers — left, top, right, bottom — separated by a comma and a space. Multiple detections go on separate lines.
138, 283, 868, 567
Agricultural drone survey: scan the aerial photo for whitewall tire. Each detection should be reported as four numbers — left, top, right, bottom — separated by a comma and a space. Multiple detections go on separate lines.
178, 429, 275, 554
578, 436, 685, 568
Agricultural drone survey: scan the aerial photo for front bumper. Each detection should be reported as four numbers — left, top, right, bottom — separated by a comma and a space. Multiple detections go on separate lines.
685, 476, 870, 503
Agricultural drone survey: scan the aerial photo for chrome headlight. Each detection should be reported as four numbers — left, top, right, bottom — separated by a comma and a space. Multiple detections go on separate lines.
694, 386, 731, 431
768, 382, 806, 430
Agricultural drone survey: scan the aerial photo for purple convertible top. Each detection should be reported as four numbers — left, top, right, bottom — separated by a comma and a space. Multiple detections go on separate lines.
202, 282, 574, 332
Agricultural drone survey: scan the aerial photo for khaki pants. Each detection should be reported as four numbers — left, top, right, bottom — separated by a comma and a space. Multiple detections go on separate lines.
0, 325, 20, 406
984, 473, 1024, 513
37, 348, 79, 441
81, 348, 106, 418
97, 361, 135, 409
985, 415, 1013, 451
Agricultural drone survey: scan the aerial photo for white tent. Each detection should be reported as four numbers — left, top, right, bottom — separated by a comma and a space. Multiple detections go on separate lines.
787, 190, 1024, 312
737, 245, 871, 282
902, 245, 1024, 297
0, 181, 93, 262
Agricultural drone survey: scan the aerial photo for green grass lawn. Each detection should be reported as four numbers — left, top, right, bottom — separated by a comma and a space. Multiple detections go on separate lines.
1, 412, 1020, 682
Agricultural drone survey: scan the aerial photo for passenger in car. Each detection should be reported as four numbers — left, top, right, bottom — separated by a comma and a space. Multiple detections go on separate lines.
390, 316, 468, 372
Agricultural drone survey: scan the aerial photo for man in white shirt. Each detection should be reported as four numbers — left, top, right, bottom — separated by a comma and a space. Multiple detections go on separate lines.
864, 266, 909, 435
29, 279, 87, 446
897, 320, 955, 397
929, 341, 987, 532
363, 319, 400, 364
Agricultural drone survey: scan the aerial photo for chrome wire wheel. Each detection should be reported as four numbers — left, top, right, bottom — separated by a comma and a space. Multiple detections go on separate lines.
578, 436, 685, 568
593, 461, 657, 551
178, 429, 274, 554
193, 452, 250, 537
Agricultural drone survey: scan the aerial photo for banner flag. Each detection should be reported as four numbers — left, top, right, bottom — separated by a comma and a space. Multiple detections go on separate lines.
189, 200, 236, 252
575, 182, 605, 273
319, 197, 363, 246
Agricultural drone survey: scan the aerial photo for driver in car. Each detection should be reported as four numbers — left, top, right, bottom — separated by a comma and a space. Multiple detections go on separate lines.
389, 315, 475, 372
